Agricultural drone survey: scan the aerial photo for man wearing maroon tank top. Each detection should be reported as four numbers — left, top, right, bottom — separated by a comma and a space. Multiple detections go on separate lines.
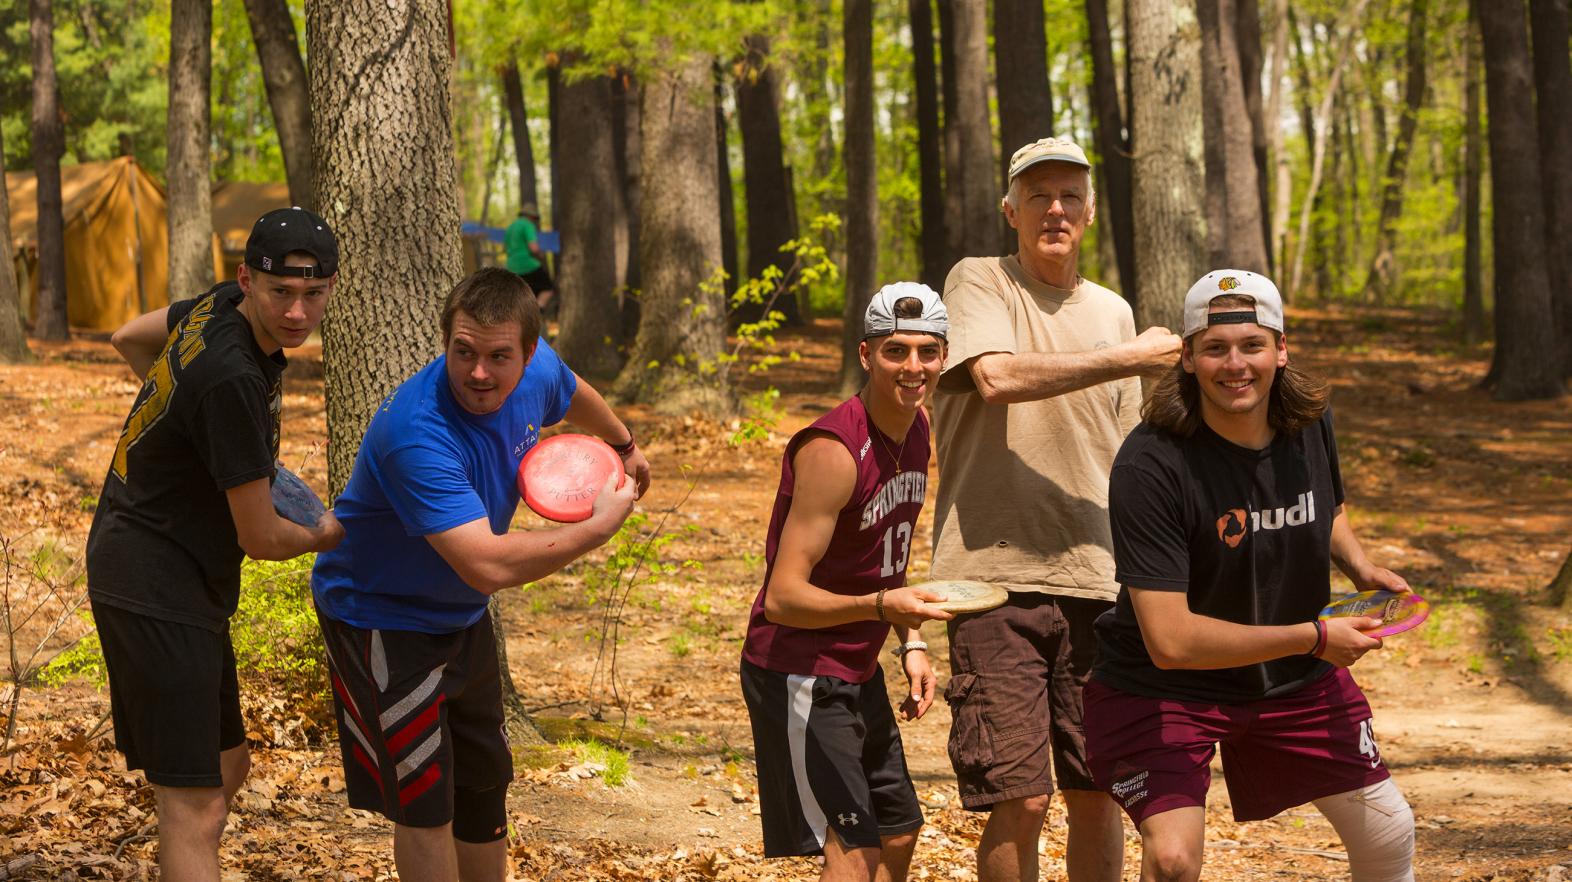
741, 283, 954, 882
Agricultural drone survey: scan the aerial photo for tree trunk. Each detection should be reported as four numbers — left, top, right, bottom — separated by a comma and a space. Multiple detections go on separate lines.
1361, 0, 1429, 303
938, 0, 962, 269
501, 61, 539, 211
29, 0, 68, 341
1477, 0, 1564, 401
1529, 0, 1572, 377
1127, 0, 1206, 330
840, 0, 878, 396
0, 126, 30, 363
910, 0, 947, 291
1196, 0, 1270, 273
309, 0, 466, 493
946, 0, 998, 260
1086, 0, 1136, 300
735, 34, 802, 325
715, 71, 740, 297
554, 71, 625, 379
1462, 1, 1484, 344
612, 71, 642, 299
613, 54, 729, 413
1237, 0, 1272, 271
168, 0, 215, 302
1265, 0, 1291, 272
243, 0, 315, 210
547, 61, 562, 228
994, 0, 1052, 251
1550, 545, 1572, 609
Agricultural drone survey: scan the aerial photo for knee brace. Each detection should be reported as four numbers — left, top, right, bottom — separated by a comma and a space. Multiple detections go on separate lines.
1311, 778, 1415, 882
451, 784, 509, 844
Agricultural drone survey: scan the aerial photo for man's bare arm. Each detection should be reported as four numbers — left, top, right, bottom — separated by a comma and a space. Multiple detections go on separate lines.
966, 326, 1181, 405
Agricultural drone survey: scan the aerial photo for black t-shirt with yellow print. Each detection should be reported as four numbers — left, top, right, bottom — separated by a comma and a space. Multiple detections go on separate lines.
86, 282, 285, 631
1091, 410, 1346, 704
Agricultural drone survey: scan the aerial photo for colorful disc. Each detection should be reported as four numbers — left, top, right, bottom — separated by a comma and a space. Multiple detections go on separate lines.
911, 580, 1010, 614
1319, 589, 1431, 638
272, 465, 326, 527
517, 434, 625, 523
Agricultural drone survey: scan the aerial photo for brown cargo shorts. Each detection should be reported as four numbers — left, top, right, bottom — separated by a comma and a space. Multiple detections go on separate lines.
944, 593, 1113, 811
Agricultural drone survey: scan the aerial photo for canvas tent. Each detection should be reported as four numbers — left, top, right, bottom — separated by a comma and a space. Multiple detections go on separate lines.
211, 181, 291, 280
6, 157, 172, 331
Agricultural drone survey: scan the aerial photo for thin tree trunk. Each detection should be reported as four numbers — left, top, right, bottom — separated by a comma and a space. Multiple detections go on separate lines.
168, 0, 215, 302
910, 0, 947, 291
1529, 0, 1572, 377
735, 35, 801, 324
1086, 0, 1136, 301
994, 0, 1053, 251
501, 60, 539, 211
947, 0, 997, 259
938, 0, 962, 269
1197, 0, 1270, 273
1237, 0, 1272, 270
840, 0, 878, 396
29, 0, 68, 340
612, 71, 642, 297
614, 54, 730, 413
1265, 0, 1291, 272
715, 72, 740, 297
547, 61, 562, 229
0, 126, 30, 363
1287, 7, 1320, 298
1128, 0, 1206, 330
243, 0, 315, 210
1550, 545, 1572, 609
1462, 1, 1485, 344
554, 71, 624, 379
1361, 0, 1429, 302
1476, 0, 1564, 400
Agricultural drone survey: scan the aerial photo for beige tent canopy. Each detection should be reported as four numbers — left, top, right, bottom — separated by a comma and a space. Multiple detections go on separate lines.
210, 180, 292, 280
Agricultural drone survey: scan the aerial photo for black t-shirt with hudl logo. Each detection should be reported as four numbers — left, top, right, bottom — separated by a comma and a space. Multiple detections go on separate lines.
1092, 410, 1345, 704
86, 283, 285, 632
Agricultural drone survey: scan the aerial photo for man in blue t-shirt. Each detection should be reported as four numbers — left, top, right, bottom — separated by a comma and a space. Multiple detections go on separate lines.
312, 267, 649, 881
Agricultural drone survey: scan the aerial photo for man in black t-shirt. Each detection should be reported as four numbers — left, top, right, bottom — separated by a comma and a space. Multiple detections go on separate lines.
1083, 271, 1417, 882
86, 208, 344, 880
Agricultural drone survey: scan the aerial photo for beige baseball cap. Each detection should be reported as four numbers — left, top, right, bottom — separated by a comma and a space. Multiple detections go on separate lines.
1007, 136, 1092, 179
1182, 270, 1286, 338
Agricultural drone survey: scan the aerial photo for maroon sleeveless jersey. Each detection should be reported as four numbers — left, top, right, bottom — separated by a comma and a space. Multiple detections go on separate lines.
741, 395, 932, 683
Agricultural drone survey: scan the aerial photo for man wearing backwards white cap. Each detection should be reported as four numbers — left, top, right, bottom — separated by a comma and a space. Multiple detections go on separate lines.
1084, 270, 1415, 882
741, 283, 953, 882
931, 136, 1181, 882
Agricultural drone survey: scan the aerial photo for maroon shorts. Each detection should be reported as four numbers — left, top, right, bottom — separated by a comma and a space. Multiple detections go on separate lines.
1084, 667, 1391, 826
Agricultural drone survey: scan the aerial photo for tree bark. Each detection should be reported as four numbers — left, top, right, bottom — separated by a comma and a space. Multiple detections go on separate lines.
309, 0, 466, 493
1462, 1, 1484, 344
0, 126, 30, 363
554, 71, 625, 379
1086, 0, 1136, 300
910, 0, 947, 291
946, 0, 998, 260
938, 0, 962, 269
1550, 545, 1572, 609
1476, 0, 1564, 401
612, 71, 642, 300
29, 0, 68, 341
547, 61, 562, 228
613, 54, 729, 413
1265, 0, 1291, 272
994, 0, 1052, 251
840, 0, 878, 396
1197, 0, 1270, 274
243, 0, 315, 211
1237, 0, 1272, 270
1361, 0, 1429, 303
1529, 0, 1572, 377
1127, 0, 1206, 330
167, 0, 215, 302
501, 60, 539, 211
715, 71, 740, 297
735, 34, 802, 325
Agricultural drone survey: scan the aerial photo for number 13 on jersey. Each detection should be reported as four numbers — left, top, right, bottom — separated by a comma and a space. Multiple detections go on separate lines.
880, 521, 912, 578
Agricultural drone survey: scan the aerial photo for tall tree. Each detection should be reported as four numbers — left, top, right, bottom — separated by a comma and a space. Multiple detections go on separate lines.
614, 53, 729, 412
0, 126, 30, 363
910, 0, 947, 291
937, 0, 962, 268
1462, 2, 1484, 344
715, 71, 741, 296
501, 60, 540, 211
167, 0, 215, 302
243, 0, 315, 210
1127, 0, 1206, 330
1085, 0, 1135, 298
611, 71, 643, 296
1197, 0, 1270, 273
1236, 0, 1272, 269
735, 34, 802, 324
945, 0, 998, 259
1264, 0, 1292, 271
309, 0, 467, 492
1362, 0, 1429, 302
554, 70, 625, 378
840, 0, 877, 395
994, 0, 1052, 251
1476, 0, 1564, 400
29, 0, 68, 341
1529, 0, 1572, 376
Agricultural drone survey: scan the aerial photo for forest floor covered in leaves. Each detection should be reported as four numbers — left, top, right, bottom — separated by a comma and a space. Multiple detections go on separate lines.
2, 306, 1570, 880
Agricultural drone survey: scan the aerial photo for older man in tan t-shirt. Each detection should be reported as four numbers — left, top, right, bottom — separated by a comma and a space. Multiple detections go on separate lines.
931, 137, 1180, 882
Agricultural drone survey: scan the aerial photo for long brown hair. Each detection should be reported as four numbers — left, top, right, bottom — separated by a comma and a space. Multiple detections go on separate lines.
1143, 296, 1328, 437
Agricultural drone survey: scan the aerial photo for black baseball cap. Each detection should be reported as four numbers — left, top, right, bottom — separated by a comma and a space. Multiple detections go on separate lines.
245, 207, 339, 278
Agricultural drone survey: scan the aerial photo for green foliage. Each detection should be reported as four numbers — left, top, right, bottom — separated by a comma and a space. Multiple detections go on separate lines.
581, 512, 700, 608
38, 612, 103, 687
561, 737, 632, 786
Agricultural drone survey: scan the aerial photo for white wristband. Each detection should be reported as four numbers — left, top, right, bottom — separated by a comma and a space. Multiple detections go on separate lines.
891, 640, 929, 658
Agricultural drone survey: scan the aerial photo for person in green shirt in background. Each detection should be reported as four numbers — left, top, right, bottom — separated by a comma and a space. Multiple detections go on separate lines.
504, 202, 556, 311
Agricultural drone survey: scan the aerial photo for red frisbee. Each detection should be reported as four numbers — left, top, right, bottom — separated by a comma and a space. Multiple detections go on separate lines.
517, 433, 625, 523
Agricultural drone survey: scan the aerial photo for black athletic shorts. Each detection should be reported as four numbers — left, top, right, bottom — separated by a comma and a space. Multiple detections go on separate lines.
317, 608, 513, 830
520, 267, 554, 296
95, 602, 246, 788
740, 659, 924, 856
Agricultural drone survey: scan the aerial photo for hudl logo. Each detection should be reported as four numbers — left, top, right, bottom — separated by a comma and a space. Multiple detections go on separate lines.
1215, 492, 1317, 548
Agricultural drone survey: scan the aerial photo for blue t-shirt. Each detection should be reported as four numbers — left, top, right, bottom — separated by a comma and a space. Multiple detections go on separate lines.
311, 339, 577, 633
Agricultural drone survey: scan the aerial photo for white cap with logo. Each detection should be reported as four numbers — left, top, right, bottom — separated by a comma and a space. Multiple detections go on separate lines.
863, 282, 948, 340
1182, 270, 1285, 339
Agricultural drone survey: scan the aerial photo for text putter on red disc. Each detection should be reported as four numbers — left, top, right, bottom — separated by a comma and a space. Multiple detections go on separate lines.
1319, 589, 1431, 638
517, 434, 626, 523
910, 579, 1009, 614
272, 465, 326, 527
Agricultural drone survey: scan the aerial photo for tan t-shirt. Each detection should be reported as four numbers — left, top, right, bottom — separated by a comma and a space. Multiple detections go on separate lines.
930, 255, 1141, 602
